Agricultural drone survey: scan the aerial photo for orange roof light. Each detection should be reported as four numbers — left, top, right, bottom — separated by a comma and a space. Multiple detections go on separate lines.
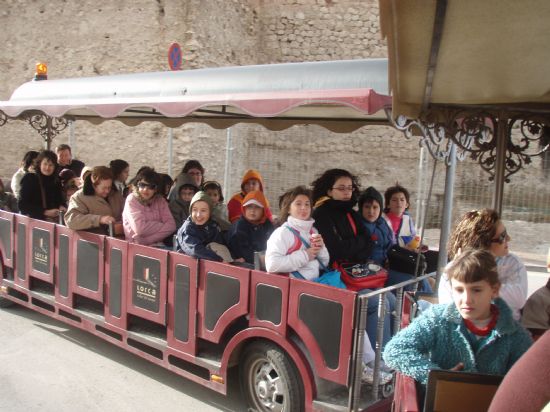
34, 62, 48, 80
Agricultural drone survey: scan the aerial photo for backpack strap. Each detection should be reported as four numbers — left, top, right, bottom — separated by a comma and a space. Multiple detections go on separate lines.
285, 225, 328, 272
286, 234, 302, 255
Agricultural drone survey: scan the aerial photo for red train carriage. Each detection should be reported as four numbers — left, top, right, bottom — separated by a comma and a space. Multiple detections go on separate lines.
0, 209, 430, 411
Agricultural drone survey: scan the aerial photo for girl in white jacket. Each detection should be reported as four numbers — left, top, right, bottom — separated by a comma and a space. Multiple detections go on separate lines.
265, 186, 329, 279
265, 185, 391, 385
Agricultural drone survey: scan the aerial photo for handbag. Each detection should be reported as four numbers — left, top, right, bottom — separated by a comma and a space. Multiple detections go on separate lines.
285, 226, 347, 289
387, 245, 426, 275
333, 260, 388, 291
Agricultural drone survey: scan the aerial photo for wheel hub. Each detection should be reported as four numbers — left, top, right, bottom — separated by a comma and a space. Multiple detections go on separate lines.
253, 362, 284, 411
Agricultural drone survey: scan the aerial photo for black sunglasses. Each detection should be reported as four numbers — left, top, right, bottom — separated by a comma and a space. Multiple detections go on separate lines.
491, 229, 508, 244
137, 182, 157, 190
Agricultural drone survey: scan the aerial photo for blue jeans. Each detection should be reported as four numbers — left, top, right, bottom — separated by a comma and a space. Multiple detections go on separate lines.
359, 289, 396, 349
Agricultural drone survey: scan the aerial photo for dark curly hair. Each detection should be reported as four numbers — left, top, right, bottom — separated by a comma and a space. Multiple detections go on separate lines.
310, 169, 360, 203
447, 209, 500, 260
135, 168, 161, 194
34, 150, 58, 176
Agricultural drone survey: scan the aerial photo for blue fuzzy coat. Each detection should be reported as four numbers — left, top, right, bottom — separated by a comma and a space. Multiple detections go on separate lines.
383, 298, 532, 384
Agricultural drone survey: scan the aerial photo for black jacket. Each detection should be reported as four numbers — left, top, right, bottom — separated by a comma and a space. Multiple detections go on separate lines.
18, 172, 65, 220
227, 217, 274, 264
312, 198, 373, 264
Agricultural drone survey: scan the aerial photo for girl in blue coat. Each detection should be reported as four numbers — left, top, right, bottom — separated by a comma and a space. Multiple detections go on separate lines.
383, 249, 531, 386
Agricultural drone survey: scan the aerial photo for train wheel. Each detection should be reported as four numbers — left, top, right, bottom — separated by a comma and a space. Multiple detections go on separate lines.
240, 341, 304, 412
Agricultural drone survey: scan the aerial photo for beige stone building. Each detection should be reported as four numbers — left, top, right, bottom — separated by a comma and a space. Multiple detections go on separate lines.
1, 0, 548, 225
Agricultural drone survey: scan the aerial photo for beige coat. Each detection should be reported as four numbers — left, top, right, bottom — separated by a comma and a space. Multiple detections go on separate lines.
65, 188, 123, 233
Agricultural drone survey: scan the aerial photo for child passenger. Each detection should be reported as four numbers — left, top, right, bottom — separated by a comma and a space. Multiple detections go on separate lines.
202, 180, 231, 232
176, 191, 234, 262
265, 186, 392, 385
383, 249, 532, 386
227, 169, 273, 223
359, 186, 431, 291
382, 184, 438, 275
169, 174, 198, 228
228, 191, 274, 266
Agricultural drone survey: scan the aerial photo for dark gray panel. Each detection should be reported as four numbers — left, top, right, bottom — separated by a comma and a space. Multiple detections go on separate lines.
16, 223, 26, 280
58, 235, 70, 297
76, 239, 100, 291
255, 284, 282, 325
132, 255, 161, 313
32, 228, 50, 274
109, 248, 123, 317
0, 218, 12, 259
204, 272, 240, 331
298, 295, 342, 370
174, 264, 190, 342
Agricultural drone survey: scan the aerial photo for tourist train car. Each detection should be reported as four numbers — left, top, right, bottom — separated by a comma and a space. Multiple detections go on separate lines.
0, 208, 429, 411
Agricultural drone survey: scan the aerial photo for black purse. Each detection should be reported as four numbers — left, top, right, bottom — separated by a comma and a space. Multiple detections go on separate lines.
387, 245, 426, 275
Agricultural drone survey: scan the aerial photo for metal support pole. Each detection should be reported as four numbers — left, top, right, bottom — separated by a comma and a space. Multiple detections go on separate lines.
68, 120, 75, 154
348, 296, 369, 411
371, 293, 387, 401
167, 128, 174, 177
223, 127, 232, 200
492, 114, 508, 216
435, 143, 456, 289
45, 117, 53, 150
415, 147, 426, 231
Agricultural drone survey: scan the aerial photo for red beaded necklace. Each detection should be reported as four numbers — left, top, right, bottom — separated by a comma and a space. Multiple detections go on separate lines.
463, 304, 499, 337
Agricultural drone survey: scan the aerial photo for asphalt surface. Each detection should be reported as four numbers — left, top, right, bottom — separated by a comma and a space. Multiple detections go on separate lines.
0, 304, 248, 412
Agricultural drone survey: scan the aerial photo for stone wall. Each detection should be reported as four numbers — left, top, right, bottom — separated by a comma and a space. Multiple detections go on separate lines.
0, 0, 548, 224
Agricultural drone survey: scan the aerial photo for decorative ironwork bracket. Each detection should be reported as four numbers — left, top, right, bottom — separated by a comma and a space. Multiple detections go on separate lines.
26, 113, 68, 149
385, 107, 550, 182
0, 111, 7, 127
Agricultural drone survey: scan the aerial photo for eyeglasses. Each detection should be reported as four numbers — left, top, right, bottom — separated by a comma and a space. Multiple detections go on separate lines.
331, 186, 355, 192
491, 229, 508, 244
137, 182, 157, 190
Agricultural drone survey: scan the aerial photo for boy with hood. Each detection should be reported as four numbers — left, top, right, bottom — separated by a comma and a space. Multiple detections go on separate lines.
358, 186, 394, 266
228, 191, 274, 265
227, 169, 273, 223
359, 186, 432, 291
169, 174, 199, 228
176, 191, 233, 262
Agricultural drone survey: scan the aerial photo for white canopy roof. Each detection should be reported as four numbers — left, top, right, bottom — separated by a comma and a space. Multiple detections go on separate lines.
0, 59, 391, 133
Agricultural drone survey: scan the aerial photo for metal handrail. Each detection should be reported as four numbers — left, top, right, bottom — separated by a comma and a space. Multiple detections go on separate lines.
348, 273, 435, 410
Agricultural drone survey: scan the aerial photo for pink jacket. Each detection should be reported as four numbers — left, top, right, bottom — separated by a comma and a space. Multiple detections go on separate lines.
122, 193, 176, 246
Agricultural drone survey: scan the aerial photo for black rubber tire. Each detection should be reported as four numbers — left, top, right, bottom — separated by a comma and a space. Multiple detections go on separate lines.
240, 340, 304, 412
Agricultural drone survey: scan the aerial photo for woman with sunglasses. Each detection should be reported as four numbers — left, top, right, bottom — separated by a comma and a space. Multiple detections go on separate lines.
122, 168, 176, 246
438, 208, 528, 320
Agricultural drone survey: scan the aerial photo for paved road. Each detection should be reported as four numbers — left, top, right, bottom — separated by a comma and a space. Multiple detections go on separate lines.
0, 304, 248, 412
